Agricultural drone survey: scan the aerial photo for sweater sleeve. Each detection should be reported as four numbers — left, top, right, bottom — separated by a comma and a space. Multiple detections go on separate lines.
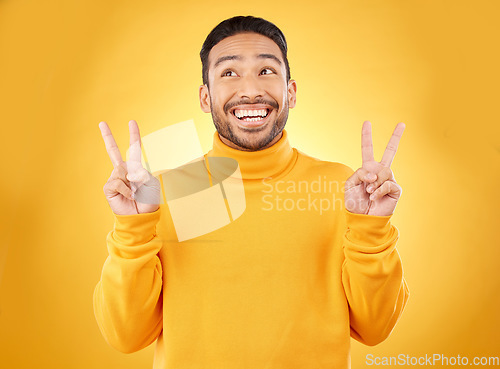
341, 209, 409, 346
93, 209, 164, 354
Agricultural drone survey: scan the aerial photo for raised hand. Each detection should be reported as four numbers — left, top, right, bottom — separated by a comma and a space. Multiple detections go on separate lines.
99, 120, 160, 215
345, 121, 405, 216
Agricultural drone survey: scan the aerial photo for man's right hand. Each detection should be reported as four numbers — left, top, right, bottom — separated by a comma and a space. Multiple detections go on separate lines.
99, 120, 160, 215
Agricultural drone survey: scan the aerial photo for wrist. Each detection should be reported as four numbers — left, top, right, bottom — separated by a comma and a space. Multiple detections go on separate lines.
113, 207, 161, 246
344, 209, 394, 247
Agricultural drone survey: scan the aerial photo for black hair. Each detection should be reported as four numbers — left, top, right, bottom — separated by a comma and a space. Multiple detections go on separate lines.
200, 16, 291, 86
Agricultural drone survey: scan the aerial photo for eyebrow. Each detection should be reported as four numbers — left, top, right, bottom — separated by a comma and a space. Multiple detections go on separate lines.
214, 53, 282, 68
258, 53, 282, 65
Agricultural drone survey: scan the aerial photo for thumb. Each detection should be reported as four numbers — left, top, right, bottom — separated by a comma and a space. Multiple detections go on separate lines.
126, 164, 151, 184
133, 173, 161, 205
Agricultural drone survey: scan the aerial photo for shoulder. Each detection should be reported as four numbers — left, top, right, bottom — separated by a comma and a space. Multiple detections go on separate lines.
293, 148, 355, 180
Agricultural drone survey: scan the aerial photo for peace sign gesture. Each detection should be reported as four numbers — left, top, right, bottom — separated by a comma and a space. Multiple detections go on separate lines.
344, 121, 405, 216
99, 120, 160, 215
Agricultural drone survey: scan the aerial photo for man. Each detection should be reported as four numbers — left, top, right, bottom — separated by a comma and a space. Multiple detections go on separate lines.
94, 16, 409, 369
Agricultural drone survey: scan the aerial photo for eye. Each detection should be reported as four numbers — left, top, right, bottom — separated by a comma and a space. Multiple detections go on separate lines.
222, 70, 237, 77
260, 68, 275, 75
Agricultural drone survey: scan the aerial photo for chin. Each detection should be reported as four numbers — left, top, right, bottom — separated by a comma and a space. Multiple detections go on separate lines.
213, 109, 287, 151
232, 123, 283, 151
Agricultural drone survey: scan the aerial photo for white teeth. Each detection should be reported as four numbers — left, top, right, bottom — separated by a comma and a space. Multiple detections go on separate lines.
234, 109, 269, 119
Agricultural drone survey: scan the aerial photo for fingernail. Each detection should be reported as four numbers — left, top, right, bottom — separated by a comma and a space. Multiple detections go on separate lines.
367, 185, 373, 193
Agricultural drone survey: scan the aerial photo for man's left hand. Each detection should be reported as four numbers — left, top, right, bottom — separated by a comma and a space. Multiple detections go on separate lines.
345, 121, 405, 216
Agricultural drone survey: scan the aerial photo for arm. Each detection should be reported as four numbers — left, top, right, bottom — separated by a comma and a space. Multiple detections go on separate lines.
342, 121, 409, 345
93, 209, 163, 353
342, 210, 409, 346
94, 120, 163, 353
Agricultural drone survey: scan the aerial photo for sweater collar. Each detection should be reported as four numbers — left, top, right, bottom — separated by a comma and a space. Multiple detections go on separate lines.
206, 130, 295, 180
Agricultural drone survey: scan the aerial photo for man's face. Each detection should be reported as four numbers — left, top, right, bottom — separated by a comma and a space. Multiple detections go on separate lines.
199, 32, 297, 151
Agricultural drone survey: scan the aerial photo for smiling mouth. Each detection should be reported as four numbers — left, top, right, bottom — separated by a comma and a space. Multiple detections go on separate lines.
232, 108, 270, 122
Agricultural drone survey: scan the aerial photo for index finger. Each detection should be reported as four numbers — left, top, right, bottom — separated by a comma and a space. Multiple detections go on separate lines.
361, 121, 375, 164
99, 121, 124, 167
380, 122, 406, 167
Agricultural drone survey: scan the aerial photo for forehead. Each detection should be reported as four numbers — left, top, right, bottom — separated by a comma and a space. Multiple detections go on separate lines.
208, 32, 283, 67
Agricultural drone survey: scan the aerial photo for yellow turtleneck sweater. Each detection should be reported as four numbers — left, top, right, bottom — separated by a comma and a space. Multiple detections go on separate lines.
94, 130, 409, 369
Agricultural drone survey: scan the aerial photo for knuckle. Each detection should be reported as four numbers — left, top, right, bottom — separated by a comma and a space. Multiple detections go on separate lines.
117, 179, 128, 190
109, 179, 119, 190
357, 168, 368, 179
111, 167, 128, 181
104, 180, 117, 194
120, 163, 129, 174
373, 183, 386, 195
381, 167, 392, 178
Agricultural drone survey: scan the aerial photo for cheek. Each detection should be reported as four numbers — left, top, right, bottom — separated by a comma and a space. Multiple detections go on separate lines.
266, 80, 289, 107
210, 86, 232, 109
276, 88, 288, 108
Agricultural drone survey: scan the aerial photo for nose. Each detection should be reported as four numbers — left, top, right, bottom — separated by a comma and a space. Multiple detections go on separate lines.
237, 74, 264, 100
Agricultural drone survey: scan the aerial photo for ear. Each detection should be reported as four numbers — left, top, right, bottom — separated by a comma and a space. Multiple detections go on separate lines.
199, 84, 211, 113
287, 80, 297, 109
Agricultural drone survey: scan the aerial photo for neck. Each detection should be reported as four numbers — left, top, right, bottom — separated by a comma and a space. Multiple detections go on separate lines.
207, 129, 296, 180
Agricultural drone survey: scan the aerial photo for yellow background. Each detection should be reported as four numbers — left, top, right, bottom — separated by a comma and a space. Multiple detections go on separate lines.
1, 0, 499, 368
